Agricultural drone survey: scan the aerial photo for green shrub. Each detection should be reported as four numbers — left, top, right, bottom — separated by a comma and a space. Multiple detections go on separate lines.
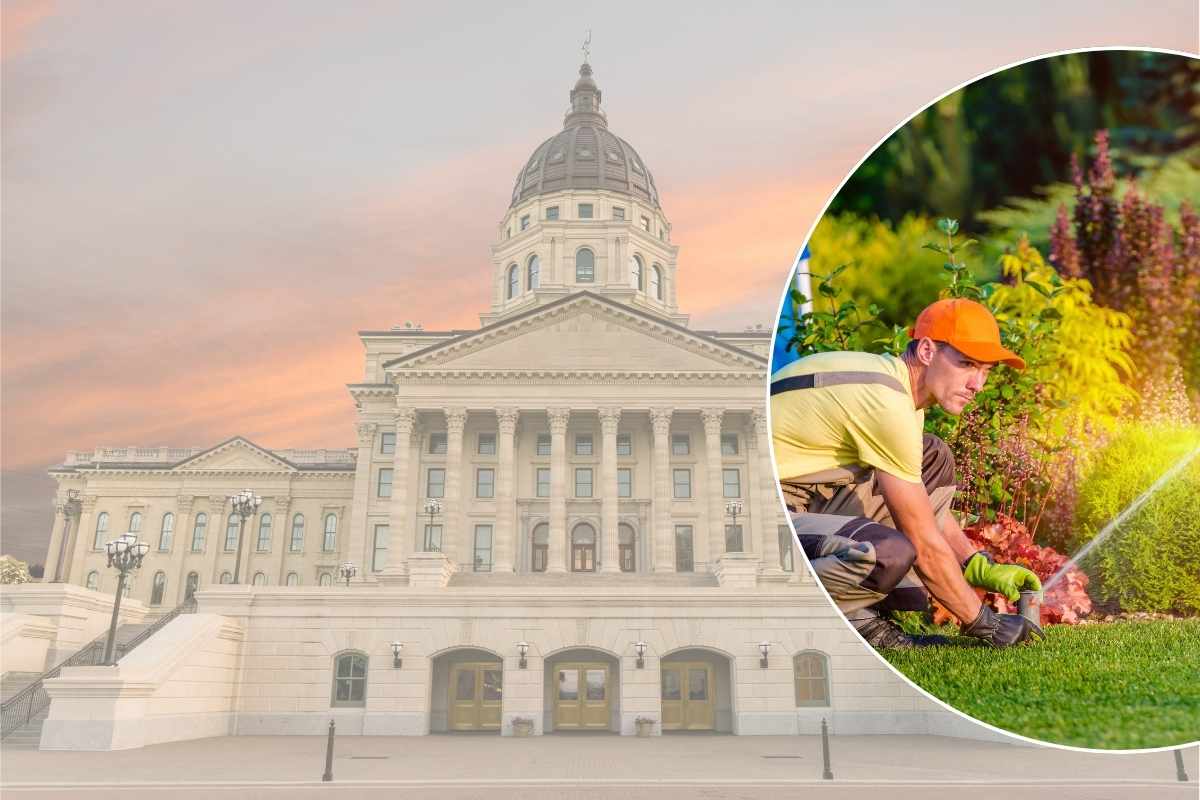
1073, 424, 1200, 613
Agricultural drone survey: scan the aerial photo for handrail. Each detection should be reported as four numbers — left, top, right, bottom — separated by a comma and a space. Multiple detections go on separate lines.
1, 598, 196, 739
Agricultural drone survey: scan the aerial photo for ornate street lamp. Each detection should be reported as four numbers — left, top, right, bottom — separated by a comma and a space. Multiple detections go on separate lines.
759, 640, 771, 669
339, 561, 357, 587
51, 489, 82, 582
517, 640, 529, 669
391, 641, 404, 669
725, 499, 744, 552
634, 640, 647, 669
228, 489, 262, 585
422, 498, 443, 552
102, 533, 150, 665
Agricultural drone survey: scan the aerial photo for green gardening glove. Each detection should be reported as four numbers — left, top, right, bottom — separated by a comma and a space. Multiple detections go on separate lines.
962, 551, 1042, 602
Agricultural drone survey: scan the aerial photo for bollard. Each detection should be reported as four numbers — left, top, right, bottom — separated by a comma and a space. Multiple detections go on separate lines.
820, 717, 834, 780
322, 719, 335, 782
1176, 748, 1190, 782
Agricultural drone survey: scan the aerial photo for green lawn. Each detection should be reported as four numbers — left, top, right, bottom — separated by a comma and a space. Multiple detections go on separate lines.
880, 619, 1200, 749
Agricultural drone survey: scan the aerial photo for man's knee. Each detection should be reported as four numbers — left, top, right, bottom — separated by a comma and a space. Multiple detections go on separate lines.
835, 519, 916, 594
921, 433, 955, 491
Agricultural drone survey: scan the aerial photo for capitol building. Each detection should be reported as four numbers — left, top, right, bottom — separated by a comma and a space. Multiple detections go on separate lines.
10, 62, 969, 749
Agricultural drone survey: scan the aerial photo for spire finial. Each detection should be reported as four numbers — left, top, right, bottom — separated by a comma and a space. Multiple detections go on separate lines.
581, 30, 591, 64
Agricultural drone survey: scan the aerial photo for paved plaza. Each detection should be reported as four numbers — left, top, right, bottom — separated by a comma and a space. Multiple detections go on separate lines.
2, 734, 1196, 798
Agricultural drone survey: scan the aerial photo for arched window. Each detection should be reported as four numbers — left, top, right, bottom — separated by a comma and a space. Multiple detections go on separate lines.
793, 651, 831, 707
191, 513, 208, 552
286, 572, 299, 586
158, 513, 174, 551
225, 513, 240, 551
252, 572, 267, 586
219, 571, 233, 584
150, 571, 167, 606
571, 523, 596, 572
85, 570, 99, 591
507, 264, 519, 299
651, 265, 663, 300
185, 571, 199, 600
630, 255, 644, 290
93, 512, 110, 550
618, 523, 636, 573
323, 514, 337, 552
331, 651, 368, 707
257, 513, 272, 552
128, 511, 143, 533
318, 572, 333, 587
531, 523, 549, 572
527, 255, 540, 290
290, 514, 305, 552
575, 248, 594, 283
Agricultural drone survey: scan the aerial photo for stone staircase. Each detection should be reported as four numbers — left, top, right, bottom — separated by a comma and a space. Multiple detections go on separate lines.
1, 672, 42, 704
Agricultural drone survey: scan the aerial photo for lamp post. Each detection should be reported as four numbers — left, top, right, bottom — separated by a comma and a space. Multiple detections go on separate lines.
725, 499, 744, 552
51, 489, 82, 582
229, 489, 262, 585
102, 533, 150, 665
339, 561, 357, 587
422, 498, 443, 552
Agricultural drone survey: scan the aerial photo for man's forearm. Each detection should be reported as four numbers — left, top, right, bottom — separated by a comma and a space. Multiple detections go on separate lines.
939, 510, 978, 564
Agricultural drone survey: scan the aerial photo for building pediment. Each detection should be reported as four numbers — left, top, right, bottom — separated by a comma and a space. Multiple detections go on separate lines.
382, 292, 765, 375
172, 437, 297, 473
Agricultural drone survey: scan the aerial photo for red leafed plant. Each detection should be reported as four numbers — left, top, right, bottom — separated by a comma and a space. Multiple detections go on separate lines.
933, 514, 1092, 626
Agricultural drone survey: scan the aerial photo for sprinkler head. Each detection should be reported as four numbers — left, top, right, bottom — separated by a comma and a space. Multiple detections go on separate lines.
1018, 590, 1043, 626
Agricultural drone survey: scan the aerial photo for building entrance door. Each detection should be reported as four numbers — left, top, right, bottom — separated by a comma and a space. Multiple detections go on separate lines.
448, 662, 502, 731
553, 663, 610, 730
661, 662, 715, 731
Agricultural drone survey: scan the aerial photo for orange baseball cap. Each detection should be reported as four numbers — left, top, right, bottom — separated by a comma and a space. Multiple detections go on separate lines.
909, 298, 1026, 369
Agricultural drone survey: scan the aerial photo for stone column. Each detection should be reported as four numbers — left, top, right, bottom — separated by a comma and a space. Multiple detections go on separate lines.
650, 407, 674, 572
206, 495, 228, 585
272, 496, 291, 581
702, 408, 726, 568
45, 501, 72, 582
387, 407, 417, 576
547, 407, 570, 573
494, 407, 519, 572
444, 407, 467, 568
599, 407, 621, 573
64, 495, 98, 585
348, 422, 378, 575
753, 409, 784, 574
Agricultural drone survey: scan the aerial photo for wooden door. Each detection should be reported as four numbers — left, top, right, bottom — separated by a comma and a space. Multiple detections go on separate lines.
660, 661, 715, 731
448, 662, 502, 731
553, 663, 610, 730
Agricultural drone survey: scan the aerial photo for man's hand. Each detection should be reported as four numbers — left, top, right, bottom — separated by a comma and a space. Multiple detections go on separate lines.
962, 551, 1042, 602
960, 604, 1044, 647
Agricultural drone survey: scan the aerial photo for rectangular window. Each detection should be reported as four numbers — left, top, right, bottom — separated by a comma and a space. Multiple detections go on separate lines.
520, 214, 530, 230
612, 207, 625, 220
725, 524, 744, 553
779, 525, 795, 572
618, 468, 632, 498
578, 203, 593, 219
380, 432, 396, 455
575, 433, 593, 456
720, 433, 738, 456
673, 468, 692, 499
722, 468, 741, 498
478, 432, 496, 455
536, 433, 552, 456
428, 432, 447, 454
372, 524, 389, 572
474, 524, 493, 572
426, 467, 445, 498
424, 524, 443, 553
377, 468, 393, 498
616, 433, 632, 456
671, 433, 690, 455
575, 467, 593, 498
640, 215, 650, 231
536, 467, 551, 498
545, 206, 559, 220
476, 468, 495, 498
675, 525, 695, 572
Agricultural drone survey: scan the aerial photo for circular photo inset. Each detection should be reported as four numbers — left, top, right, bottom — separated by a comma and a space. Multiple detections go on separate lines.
769, 48, 1199, 750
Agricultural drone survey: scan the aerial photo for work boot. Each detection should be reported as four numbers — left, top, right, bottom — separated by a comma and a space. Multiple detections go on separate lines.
852, 615, 949, 649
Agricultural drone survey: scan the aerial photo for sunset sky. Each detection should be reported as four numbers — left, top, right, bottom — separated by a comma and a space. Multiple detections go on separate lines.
3, 1, 1197, 563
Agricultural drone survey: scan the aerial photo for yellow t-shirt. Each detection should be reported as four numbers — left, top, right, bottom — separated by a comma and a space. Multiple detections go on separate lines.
771, 351, 924, 484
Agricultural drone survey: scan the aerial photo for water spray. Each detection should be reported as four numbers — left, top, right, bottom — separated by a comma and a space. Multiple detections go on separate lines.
1043, 445, 1200, 592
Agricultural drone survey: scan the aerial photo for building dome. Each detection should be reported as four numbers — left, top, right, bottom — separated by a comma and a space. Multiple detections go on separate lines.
510, 63, 661, 209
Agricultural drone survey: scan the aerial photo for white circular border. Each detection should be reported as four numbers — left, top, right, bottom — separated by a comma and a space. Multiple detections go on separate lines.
764, 44, 1200, 756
